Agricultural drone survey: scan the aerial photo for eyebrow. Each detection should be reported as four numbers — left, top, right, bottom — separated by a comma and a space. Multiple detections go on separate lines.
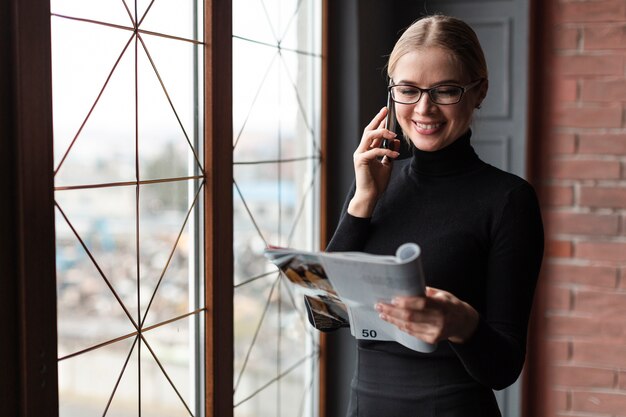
395, 79, 462, 86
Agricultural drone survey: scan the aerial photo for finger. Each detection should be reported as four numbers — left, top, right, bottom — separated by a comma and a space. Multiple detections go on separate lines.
364, 107, 388, 132
390, 296, 428, 310
378, 311, 442, 342
357, 128, 397, 153
355, 147, 400, 164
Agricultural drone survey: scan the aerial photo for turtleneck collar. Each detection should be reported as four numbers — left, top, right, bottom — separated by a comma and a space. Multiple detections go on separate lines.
409, 130, 482, 177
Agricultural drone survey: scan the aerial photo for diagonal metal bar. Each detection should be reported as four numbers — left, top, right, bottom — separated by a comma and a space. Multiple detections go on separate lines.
102, 336, 139, 416
137, 33, 205, 174
55, 202, 139, 330
120, 0, 135, 27
234, 351, 319, 408
287, 158, 321, 247
232, 51, 278, 151
53, 31, 135, 176
259, 0, 280, 43
234, 155, 318, 165
280, 272, 320, 343
58, 308, 206, 362
297, 359, 317, 417
278, 56, 320, 155
54, 175, 204, 192
234, 273, 280, 393
141, 334, 195, 416
140, 181, 205, 328
51, 13, 205, 46
277, 0, 304, 43
233, 179, 269, 246
137, 0, 156, 28
234, 270, 275, 289
232, 34, 321, 58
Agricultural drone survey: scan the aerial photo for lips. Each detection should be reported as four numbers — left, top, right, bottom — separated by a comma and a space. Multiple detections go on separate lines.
413, 120, 445, 134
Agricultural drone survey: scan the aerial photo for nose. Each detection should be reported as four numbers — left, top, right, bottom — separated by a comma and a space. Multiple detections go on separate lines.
414, 92, 436, 115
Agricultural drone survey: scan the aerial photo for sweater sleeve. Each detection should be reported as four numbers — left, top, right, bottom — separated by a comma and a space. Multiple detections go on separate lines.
450, 182, 544, 390
326, 182, 372, 252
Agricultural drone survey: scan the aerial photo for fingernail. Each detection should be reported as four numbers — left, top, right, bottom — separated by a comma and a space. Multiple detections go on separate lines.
391, 298, 399, 305
379, 313, 387, 320
374, 303, 382, 312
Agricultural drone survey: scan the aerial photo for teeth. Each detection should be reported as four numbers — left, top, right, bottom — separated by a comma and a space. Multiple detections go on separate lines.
415, 122, 442, 130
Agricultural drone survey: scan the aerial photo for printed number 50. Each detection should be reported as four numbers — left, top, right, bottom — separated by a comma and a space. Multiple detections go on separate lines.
362, 329, 377, 338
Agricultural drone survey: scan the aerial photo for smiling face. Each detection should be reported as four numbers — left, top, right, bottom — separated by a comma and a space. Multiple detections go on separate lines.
391, 47, 486, 152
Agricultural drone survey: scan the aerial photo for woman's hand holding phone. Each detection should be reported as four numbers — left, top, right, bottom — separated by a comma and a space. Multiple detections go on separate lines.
348, 106, 400, 218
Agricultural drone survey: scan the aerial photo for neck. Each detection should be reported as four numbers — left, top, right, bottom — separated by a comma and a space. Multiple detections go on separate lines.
410, 130, 481, 177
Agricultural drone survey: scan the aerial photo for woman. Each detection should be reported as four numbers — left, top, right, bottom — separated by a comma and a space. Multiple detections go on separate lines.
327, 15, 544, 417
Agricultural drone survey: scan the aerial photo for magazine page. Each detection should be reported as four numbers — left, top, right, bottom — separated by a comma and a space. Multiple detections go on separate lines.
319, 243, 435, 353
263, 249, 350, 331
264, 243, 436, 352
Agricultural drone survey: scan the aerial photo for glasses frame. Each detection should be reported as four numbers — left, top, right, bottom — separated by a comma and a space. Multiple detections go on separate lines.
388, 78, 484, 105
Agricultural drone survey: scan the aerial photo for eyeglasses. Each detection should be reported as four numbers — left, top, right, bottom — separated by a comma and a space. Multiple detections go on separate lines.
388, 79, 483, 105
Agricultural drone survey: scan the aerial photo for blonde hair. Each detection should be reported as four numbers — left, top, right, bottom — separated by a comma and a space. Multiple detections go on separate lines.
387, 15, 488, 82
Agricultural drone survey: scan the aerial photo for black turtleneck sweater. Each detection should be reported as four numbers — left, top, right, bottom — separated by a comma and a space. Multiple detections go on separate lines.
328, 132, 544, 416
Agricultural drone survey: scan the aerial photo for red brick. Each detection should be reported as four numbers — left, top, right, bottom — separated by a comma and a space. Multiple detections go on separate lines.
555, 26, 579, 50
619, 370, 626, 389
540, 185, 574, 206
546, 285, 572, 311
571, 391, 626, 415
573, 341, 626, 367
551, 365, 615, 388
546, 314, 596, 337
548, 159, 621, 180
579, 134, 626, 154
555, 78, 578, 102
547, 239, 573, 258
547, 134, 577, 155
544, 263, 617, 288
547, 339, 571, 362
552, 105, 622, 128
577, 241, 626, 262
555, 55, 622, 76
544, 211, 620, 236
576, 290, 626, 318
582, 79, 626, 102
558, 0, 626, 23
580, 186, 626, 208
584, 24, 626, 49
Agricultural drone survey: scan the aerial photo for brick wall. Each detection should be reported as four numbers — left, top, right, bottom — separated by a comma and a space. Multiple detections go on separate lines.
528, 0, 626, 416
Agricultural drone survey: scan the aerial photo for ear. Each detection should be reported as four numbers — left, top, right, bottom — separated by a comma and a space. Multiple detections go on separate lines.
475, 79, 488, 109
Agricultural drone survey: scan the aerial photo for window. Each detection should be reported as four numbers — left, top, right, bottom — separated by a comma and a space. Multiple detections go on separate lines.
232, 1, 323, 416
51, 1, 205, 415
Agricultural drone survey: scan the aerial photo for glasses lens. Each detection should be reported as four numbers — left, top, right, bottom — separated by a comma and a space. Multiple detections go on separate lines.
391, 86, 421, 104
430, 86, 463, 104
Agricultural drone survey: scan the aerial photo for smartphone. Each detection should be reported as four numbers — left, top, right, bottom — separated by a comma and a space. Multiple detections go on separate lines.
381, 89, 397, 150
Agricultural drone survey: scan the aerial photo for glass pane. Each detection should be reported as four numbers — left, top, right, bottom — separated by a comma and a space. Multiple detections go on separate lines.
58, 337, 137, 416
141, 314, 198, 416
232, 0, 278, 44
138, 34, 201, 180
139, 181, 196, 327
140, 0, 201, 41
51, 0, 133, 26
279, 0, 322, 55
53, 1, 204, 416
234, 273, 278, 380
51, 17, 136, 184
233, 0, 322, 415
56, 186, 139, 332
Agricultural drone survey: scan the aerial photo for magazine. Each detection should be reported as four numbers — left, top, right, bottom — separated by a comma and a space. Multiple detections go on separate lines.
263, 242, 435, 353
